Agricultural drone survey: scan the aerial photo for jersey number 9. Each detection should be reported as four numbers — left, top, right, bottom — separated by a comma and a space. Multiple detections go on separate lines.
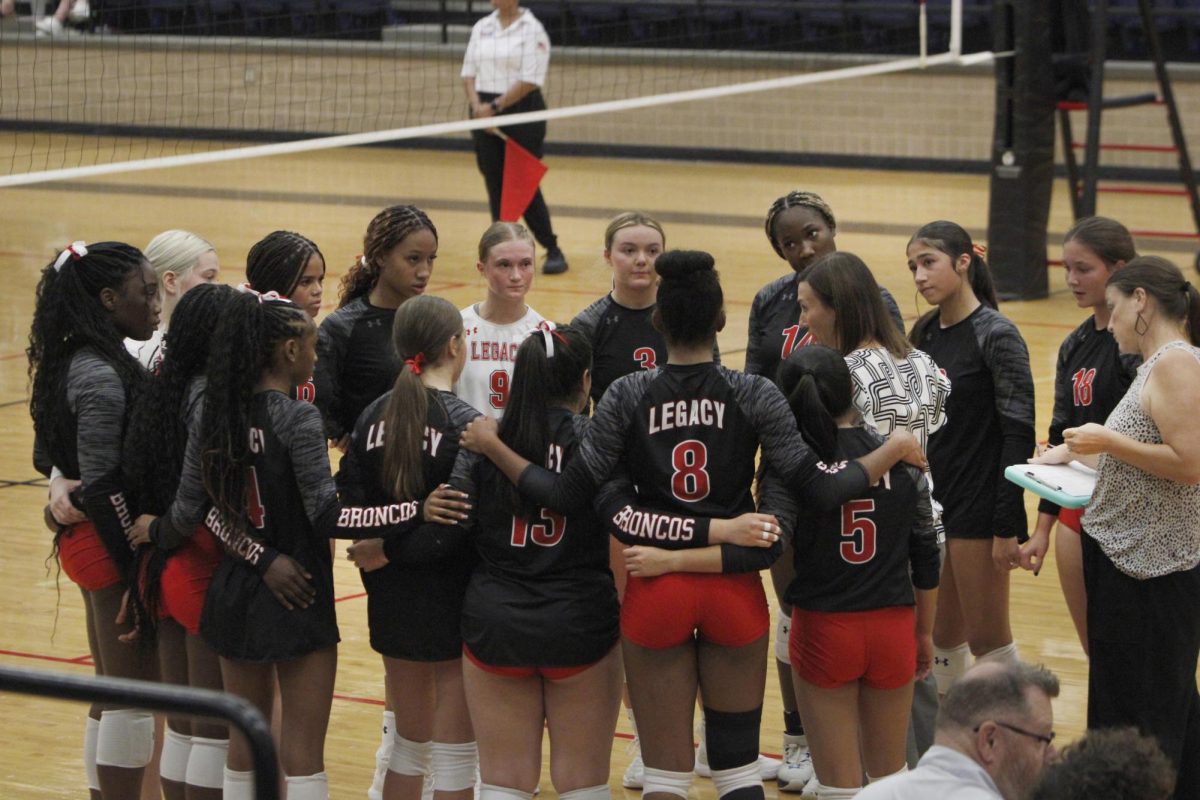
489, 370, 510, 410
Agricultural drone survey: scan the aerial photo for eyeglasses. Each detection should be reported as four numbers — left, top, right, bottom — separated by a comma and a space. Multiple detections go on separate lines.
974, 721, 1056, 747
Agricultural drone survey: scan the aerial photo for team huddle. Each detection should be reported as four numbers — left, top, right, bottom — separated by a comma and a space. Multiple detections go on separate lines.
27, 192, 1200, 800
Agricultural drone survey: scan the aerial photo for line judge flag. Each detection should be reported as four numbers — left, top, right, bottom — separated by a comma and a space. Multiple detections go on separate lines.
499, 137, 549, 222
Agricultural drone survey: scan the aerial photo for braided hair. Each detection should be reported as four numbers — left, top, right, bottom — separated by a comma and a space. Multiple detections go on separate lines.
339, 205, 438, 308
764, 190, 837, 260
200, 292, 312, 533
29, 242, 152, 471
245, 230, 324, 297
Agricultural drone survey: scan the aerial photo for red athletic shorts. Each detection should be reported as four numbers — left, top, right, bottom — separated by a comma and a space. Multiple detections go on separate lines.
58, 522, 122, 592
789, 606, 916, 690
1058, 507, 1084, 534
462, 644, 601, 681
621, 572, 768, 649
160, 526, 223, 636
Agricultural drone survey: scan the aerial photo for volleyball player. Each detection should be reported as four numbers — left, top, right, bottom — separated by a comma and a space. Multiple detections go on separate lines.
30, 241, 161, 799
776, 345, 939, 799
796, 251, 949, 769
315, 205, 438, 452
126, 229, 221, 370
133, 290, 428, 800
748, 191, 904, 789
340, 295, 480, 800
124, 283, 239, 800
906, 221, 1036, 692
457, 222, 548, 419
1018, 217, 1138, 653
461, 250, 922, 800
445, 326, 623, 800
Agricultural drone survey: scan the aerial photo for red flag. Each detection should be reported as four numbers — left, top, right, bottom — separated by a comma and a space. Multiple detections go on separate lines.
499, 137, 549, 222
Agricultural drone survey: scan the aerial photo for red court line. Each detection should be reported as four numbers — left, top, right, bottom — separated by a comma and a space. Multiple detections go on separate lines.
0, 648, 93, 666
335, 592, 367, 603
1130, 229, 1200, 240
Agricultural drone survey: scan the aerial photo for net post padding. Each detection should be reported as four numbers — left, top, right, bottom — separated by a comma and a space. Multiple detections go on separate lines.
986, 0, 1055, 301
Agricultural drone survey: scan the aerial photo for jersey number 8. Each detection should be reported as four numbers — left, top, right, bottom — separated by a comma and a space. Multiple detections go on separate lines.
670, 440, 711, 503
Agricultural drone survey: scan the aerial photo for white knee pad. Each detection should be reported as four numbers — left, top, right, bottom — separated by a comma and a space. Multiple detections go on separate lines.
479, 784, 535, 800
711, 760, 762, 799
96, 709, 155, 768
867, 765, 908, 784
775, 612, 792, 665
642, 767, 694, 799
389, 735, 432, 777
223, 767, 255, 800
559, 784, 611, 800
83, 716, 100, 791
186, 736, 228, 790
431, 741, 477, 792
932, 643, 971, 695
160, 727, 193, 783
814, 783, 860, 799
975, 642, 1019, 666
286, 772, 329, 800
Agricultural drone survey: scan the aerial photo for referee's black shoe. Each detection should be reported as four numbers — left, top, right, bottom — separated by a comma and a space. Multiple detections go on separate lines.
543, 246, 569, 275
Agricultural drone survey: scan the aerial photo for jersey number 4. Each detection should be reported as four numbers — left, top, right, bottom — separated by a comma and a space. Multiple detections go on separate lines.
511, 507, 567, 547
1071, 367, 1097, 407
840, 499, 876, 564
245, 467, 267, 530
671, 440, 711, 502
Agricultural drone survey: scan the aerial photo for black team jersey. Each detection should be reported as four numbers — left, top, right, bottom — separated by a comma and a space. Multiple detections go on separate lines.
1039, 316, 1140, 517
914, 306, 1035, 539
746, 273, 904, 381
314, 297, 402, 441
453, 408, 619, 668
151, 391, 421, 661
786, 426, 940, 612
36, 348, 145, 579
515, 364, 881, 573
572, 294, 720, 406
337, 388, 481, 661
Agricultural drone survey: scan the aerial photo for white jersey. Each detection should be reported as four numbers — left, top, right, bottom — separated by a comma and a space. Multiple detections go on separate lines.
456, 304, 548, 419
125, 329, 165, 372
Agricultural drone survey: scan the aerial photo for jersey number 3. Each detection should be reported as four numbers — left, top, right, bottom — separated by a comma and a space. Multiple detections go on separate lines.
511, 508, 567, 547
840, 499, 876, 564
671, 440, 711, 502
633, 347, 657, 370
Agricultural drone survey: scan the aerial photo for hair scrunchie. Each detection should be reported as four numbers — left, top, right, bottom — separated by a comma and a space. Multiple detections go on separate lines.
405, 353, 425, 375
53, 240, 88, 272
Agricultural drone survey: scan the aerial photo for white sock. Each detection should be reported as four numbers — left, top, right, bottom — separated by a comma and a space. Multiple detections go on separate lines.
974, 642, 1019, 666
83, 716, 100, 791
867, 765, 908, 784
286, 771, 329, 800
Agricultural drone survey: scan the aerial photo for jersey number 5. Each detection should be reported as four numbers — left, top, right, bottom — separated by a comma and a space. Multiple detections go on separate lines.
840, 499, 876, 564
244, 467, 267, 530
671, 440, 711, 503
489, 370, 510, 410
511, 508, 567, 547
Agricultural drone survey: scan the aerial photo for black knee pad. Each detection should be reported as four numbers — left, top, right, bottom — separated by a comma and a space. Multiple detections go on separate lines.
702, 705, 762, 771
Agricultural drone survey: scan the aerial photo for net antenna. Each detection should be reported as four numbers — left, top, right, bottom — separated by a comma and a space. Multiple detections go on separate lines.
0, 0, 994, 189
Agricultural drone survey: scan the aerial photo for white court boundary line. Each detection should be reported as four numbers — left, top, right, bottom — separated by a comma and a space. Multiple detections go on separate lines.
1, 44, 995, 188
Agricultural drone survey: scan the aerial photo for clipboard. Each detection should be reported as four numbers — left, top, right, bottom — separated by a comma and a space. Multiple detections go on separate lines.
1004, 461, 1096, 509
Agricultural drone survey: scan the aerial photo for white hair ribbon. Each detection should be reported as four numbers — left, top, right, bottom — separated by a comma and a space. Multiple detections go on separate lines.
53, 240, 88, 272
237, 283, 284, 304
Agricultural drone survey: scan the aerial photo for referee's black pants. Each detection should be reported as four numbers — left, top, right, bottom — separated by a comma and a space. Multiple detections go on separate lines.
471, 90, 558, 251
1082, 530, 1200, 800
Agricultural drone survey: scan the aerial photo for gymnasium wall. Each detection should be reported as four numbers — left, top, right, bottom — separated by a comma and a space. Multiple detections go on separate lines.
2, 36, 1197, 174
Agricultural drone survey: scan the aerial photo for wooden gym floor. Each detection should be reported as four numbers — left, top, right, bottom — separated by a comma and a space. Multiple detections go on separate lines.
1, 137, 1198, 798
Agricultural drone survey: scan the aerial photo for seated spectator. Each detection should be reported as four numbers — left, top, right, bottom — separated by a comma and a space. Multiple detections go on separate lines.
857, 661, 1059, 800
1031, 727, 1175, 800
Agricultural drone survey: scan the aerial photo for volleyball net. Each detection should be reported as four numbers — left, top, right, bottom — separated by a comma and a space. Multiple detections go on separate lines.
0, 1, 995, 187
